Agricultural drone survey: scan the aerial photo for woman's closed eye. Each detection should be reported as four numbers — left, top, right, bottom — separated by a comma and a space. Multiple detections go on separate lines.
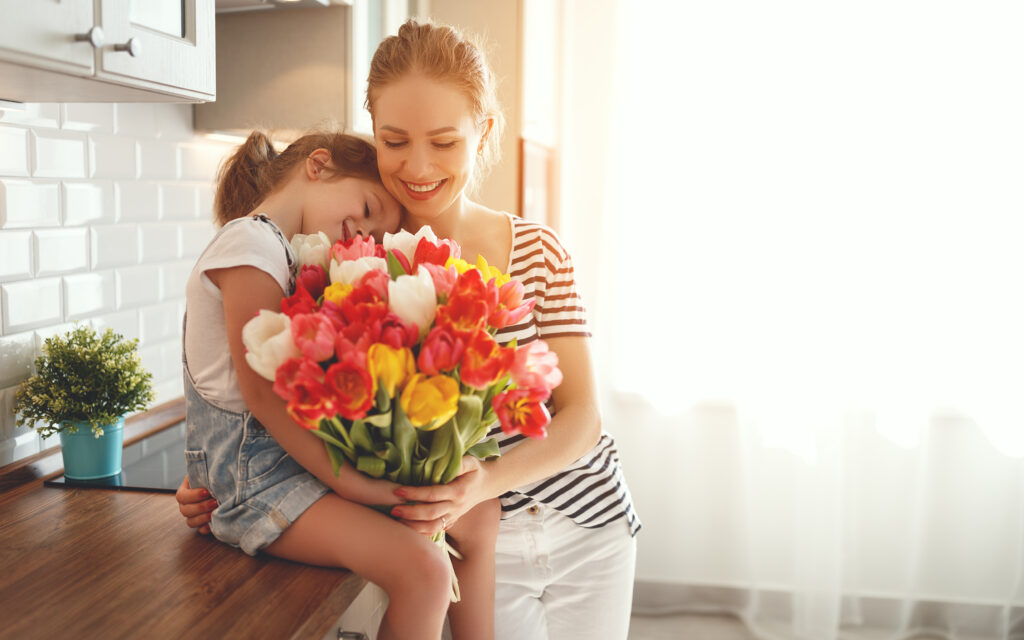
383, 140, 407, 149
432, 140, 457, 149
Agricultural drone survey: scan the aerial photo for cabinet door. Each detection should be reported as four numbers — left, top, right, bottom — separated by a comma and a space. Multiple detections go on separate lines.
96, 0, 215, 100
0, 0, 96, 75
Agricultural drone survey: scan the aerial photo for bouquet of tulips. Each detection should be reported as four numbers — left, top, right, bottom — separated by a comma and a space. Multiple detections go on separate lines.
241, 226, 562, 600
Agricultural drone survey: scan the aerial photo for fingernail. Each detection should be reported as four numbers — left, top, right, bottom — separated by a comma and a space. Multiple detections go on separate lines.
200, 489, 210, 498
391, 507, 403, 518
394, 489, 407, 498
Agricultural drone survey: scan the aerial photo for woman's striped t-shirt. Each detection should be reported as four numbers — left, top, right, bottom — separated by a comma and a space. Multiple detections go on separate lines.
491, 213, 641, 536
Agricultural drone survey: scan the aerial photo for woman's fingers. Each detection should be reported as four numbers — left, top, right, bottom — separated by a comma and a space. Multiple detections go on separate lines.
390, 499, 450, 522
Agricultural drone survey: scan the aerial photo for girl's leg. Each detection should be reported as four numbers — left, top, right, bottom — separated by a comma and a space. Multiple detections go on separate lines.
444, 498, 500, 640
264, 493, 452, 640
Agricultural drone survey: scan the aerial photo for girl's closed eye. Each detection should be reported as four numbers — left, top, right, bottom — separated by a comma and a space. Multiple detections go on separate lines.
364, 203, 371, 219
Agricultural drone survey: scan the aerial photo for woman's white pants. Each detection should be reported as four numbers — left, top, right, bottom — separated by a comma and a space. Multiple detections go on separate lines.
493, 502, 637, 640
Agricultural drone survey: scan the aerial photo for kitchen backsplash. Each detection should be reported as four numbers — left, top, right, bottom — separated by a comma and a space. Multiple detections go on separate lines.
0, 102, 234, 466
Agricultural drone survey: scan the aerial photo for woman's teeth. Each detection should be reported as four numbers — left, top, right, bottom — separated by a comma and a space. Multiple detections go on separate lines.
405, 179, 444, 192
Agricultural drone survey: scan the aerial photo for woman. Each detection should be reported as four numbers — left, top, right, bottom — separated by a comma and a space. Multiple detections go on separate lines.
179, 19, 640, 640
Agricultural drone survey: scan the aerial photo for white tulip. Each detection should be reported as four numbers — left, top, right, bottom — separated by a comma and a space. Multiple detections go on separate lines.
388, 266, 438, 338
329, 256, 387, 286
290, 231, 332, 269
383, 226, 438, 262
242, 310, 300, 381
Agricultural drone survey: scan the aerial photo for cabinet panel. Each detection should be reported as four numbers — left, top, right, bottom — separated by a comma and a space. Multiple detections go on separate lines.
96, 0, 215, 99
0, 0, 96, 74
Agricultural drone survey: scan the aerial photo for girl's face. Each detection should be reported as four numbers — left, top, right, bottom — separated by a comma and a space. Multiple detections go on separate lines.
302, 175, 402, 243
372, 73, 488, 221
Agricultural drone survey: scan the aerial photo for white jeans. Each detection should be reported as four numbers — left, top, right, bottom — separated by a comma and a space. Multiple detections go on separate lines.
493, 502, 637, 640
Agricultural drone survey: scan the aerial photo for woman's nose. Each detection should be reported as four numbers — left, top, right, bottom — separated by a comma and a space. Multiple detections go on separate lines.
404, 143, 434, 177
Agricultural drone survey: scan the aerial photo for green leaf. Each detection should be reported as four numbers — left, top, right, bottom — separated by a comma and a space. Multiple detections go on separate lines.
375, 384, 392, 413
467, 437, 501, 460
356, 455, 386, 478
350, 419, 377, 453
386, 251, 408, 279
363, 411, 393, 428
391, 399, 416, 485
454, 395, 483, 443
440, 424, 465, 485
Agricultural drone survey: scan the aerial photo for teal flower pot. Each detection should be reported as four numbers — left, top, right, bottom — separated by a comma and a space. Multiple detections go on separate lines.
58, 418, 125, 479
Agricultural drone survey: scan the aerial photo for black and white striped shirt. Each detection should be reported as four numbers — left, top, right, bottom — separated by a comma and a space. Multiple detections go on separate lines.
491, 214, 641, 536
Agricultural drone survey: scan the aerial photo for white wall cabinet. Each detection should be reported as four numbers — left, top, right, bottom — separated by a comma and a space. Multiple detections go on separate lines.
0, 0, 215, 103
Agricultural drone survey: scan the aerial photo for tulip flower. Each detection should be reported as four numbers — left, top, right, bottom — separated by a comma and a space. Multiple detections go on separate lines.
368, 343, 415, 397
330, 234, 380, 261
242, 310, 301, 381
384, 226, 438, 262
388, 266, 437, 339
322, 282, 353, 307
474, 255, 510, 287
420, 262, 459, 298
280, 285, 319, 318
325, 353, 374, 420
510, 340, 562, 391
488, 279, 535, 329
290, 312, 337, 362
330, 255, 387, 286
493, 387, 551, 439
412, 236, 456, 269
417, 326, 465, 376
296, 264, 329, 300
400, 373, 460, 429
291, 231, 332, 269
460, 329, 515, 389
285, 364, 336, 429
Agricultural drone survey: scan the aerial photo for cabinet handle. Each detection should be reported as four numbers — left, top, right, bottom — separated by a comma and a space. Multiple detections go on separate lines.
74, 26, 105, 49
113, 38, 142, 58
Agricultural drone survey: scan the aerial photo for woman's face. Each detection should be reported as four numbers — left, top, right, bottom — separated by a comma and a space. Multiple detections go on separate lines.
372, 73, 487, 221
302, 175, 402, 243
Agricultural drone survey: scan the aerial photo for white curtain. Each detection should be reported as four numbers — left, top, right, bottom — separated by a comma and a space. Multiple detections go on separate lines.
558, 2, 1024, 638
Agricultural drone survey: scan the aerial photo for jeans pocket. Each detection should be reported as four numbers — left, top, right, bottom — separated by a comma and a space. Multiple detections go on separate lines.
185, 449, 213, 498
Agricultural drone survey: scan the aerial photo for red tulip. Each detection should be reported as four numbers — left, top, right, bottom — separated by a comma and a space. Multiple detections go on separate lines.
297, 264, 328, 300
460, 329, 515, 389
324, 352, 374, 420
493, 387, 551, 439
417, 326, 465, 376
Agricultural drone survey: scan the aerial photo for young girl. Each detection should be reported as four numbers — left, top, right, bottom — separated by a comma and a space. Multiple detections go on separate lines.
183, 129, 499, 640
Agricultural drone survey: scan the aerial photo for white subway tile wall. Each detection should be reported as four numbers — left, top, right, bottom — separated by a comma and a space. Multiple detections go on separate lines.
0, 103, 231, 466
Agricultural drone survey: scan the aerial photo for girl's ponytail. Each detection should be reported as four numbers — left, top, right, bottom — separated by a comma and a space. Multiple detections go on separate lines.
213, 130, 277, 226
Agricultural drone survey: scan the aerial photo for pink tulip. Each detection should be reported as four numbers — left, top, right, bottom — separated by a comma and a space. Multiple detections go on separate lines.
290, 312, 337, 362
510, 340, 562, 391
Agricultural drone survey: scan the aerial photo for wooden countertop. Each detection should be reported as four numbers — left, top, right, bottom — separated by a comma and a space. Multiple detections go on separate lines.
0, 399, 366, 640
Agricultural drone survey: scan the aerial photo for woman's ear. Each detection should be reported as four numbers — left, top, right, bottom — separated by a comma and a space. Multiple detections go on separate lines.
306, 148, 332, 180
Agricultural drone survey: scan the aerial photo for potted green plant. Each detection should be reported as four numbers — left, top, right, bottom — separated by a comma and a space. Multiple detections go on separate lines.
14, 325, 156, 479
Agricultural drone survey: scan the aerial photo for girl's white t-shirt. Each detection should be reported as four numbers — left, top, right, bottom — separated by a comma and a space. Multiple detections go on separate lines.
183, 215, 294, 413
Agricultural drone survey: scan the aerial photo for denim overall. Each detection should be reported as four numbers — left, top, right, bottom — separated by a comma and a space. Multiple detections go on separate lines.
183, 215, 328, 556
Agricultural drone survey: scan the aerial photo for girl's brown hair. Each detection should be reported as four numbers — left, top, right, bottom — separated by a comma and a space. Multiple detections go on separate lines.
365, 19, 505, 181
213, 130, 381, 226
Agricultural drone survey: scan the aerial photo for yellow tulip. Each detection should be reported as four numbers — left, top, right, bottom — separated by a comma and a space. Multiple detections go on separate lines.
322, 281, 353, 306
399, 373, 459, 429
367, 343, 415, 398
475, 255, 511, 286
445, 256, 474, 274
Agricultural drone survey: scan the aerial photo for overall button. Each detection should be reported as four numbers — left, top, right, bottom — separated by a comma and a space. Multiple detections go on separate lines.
526, 505, 540, 515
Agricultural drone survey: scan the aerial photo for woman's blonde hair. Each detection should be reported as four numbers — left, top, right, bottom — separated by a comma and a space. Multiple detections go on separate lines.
213, 130, 380, 226
365, 19, 505, 182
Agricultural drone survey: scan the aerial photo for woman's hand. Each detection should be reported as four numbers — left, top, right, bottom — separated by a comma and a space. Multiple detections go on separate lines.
389, 456, 494, 536
176, 477, 218, 535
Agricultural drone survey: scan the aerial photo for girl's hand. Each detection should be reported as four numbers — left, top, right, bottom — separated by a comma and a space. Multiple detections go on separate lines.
390, 456, 493, 536
176, 477, 218, 535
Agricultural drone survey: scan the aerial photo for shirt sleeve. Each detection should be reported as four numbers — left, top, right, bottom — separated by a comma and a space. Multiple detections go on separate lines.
195, 218, 292, 299
535, 227, 591, 339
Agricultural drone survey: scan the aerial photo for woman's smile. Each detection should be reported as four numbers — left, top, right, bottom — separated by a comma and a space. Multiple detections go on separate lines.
401, 178, 448, 200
